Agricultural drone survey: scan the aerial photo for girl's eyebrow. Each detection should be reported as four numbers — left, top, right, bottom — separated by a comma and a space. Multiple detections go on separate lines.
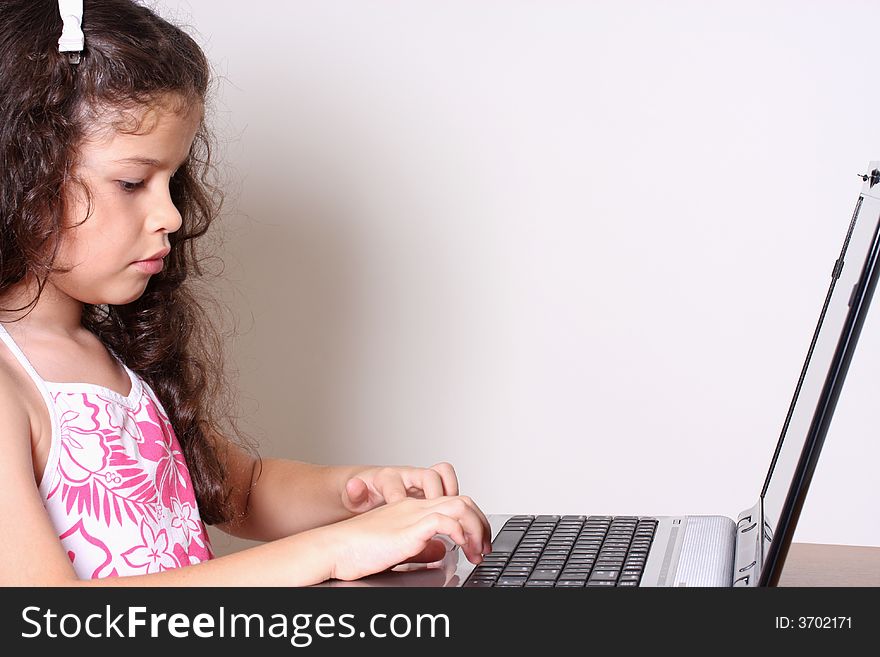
112, 156, 189, 168
113, 156, 162, 167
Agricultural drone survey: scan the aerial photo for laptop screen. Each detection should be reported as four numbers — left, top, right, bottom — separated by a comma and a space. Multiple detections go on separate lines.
759, 168, 880, 582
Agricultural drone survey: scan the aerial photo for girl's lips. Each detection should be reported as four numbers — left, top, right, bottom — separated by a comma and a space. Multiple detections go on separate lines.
132, 259, 164, 275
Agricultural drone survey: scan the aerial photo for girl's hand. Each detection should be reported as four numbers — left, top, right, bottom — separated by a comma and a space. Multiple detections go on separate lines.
342, 462, 460, 513
321, 495, 492, 582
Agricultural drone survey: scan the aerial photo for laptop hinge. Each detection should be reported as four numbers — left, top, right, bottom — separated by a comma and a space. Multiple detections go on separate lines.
732, 501, 762, 587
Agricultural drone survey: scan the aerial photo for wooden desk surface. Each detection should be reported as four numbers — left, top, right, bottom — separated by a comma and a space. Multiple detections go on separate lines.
778, 542, 880, 586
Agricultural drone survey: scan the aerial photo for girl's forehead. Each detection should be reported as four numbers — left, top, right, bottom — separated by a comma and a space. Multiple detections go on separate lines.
80, 100, 203, 165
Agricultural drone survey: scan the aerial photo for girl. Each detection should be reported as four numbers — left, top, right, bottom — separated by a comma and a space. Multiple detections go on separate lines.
0, 0, 490, 586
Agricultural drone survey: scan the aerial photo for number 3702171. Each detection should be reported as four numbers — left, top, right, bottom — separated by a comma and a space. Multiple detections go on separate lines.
775, 617, 852, 629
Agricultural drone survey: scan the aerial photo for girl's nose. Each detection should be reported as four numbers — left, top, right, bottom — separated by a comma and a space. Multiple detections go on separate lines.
147, 188, 183, 234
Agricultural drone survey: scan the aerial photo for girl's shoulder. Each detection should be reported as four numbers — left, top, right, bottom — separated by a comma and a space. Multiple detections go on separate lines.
0, 344, 41, 409
0, 344, 51, 460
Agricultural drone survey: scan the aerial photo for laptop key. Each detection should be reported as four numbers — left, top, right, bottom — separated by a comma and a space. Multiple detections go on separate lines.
528, 569, 561, 581
496, 577, 528, 587
492, 530, 527, 554
589, 570, 620, 581
535, 515, 560, 523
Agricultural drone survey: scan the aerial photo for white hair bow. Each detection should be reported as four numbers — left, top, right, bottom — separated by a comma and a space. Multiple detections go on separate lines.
57, 0, 84, 63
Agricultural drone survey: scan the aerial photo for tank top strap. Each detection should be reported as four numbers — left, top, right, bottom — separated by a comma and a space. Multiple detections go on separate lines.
0, 322, 54, 394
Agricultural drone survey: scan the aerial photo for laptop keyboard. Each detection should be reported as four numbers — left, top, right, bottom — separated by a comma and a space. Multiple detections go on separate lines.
464, 515, 659, 587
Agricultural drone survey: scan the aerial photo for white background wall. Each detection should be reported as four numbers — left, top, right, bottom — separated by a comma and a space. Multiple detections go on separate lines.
154, 0, 880, 553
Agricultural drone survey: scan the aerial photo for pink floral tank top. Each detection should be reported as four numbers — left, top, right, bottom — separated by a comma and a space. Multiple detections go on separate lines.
0, 323, 212, 579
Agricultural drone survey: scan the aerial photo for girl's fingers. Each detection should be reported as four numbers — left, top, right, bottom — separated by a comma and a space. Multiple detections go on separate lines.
417, 513, 468, 558
421, 495, 491, 554
429, 461, 459, 496
448, 498, 488, 562
420, 497, 486, 563
457, 495, 493, 554
343, 477, 370, 509
407, 468, 445, 499
376, 470, 408, 504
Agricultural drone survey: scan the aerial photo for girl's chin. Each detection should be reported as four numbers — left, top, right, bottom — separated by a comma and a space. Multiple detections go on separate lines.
100, 284, 151, 306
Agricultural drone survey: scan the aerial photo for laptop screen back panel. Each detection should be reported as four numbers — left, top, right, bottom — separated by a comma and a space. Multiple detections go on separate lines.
758, 166, 880, 586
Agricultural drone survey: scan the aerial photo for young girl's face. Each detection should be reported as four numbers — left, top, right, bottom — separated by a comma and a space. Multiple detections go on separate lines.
50, 96, 202, 306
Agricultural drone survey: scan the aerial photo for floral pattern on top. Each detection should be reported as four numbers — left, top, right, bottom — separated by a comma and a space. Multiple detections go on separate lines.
42, 382, 213, 579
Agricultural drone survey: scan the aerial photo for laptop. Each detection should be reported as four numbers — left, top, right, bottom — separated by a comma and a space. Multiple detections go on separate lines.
322, 163, 880, 588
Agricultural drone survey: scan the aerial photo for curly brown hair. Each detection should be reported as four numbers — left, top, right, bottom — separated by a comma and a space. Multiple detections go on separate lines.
0, 0, 254, 525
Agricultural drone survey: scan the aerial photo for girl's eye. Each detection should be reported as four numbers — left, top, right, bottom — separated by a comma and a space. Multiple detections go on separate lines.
117, 180, 145, 193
